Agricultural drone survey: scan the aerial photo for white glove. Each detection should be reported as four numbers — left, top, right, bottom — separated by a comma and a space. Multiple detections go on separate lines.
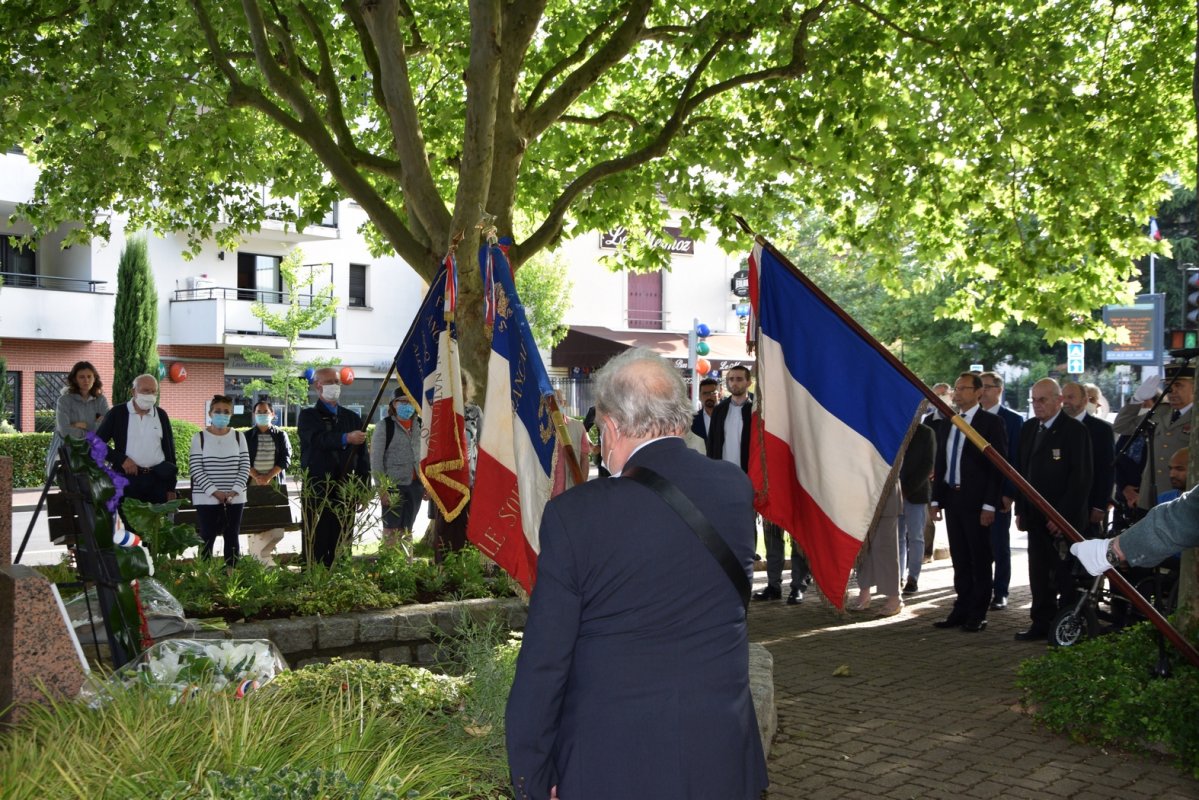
1070, 538, 1111, 576
1132, 374, 1162, 403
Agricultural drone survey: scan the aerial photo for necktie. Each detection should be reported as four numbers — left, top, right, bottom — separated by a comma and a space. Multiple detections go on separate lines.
1171, 409, 1181, 424
948, 423, 962, 485
1033, 423, 1047, 451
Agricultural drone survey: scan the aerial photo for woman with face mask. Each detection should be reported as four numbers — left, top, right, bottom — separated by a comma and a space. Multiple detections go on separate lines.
189, 394, 251, 566
369, 388, 424, 555
243, 399, 292, 564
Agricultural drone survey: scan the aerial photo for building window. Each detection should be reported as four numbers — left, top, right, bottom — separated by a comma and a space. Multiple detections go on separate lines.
2, 370, 21, 431
349, 263, 367, 308
237, 252, 282, 302
34, 372, 69, 431
0, 234, 36, 287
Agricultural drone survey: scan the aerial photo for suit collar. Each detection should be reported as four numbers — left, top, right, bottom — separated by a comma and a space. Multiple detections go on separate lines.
622, 436, 687, 472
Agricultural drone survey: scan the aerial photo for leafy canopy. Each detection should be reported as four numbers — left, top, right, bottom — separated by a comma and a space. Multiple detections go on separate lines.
1, 0, 1194, 345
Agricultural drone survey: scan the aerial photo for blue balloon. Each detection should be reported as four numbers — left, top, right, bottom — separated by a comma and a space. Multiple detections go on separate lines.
696, 323, 711, 338
303, 367, 316, 382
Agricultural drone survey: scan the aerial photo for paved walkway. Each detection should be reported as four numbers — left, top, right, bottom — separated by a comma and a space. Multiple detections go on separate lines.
748, 547, 1199, 800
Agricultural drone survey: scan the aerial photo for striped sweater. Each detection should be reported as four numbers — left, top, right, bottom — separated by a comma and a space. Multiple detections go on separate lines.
188, 429, 250, 505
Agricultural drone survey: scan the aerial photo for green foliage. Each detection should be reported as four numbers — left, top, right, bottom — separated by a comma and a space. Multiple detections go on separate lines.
0, 679, 504, 799
2, 0, 1191, 364
240, 250, 339, 426
170, 418, 201, 479
121, 498, 203, 561
0, 432, 53, 487
1018, 622, 1199, 777
111, 237, 158, 406
267, 659, 467, 719
0, 356, 11, 424
32, 409, 55, 432
32, 555, 83, 600
514, 251, 573, 349
291, 569, 406, 618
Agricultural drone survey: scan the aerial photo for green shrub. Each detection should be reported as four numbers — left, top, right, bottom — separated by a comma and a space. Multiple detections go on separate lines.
268, 659, 467, 719
293, 569, 405, 617
162, 766, 423, 800
0, 432, 53, 487
171, 418, 202, 479
1017, 621, 1199, 777
33, 409, 56, 432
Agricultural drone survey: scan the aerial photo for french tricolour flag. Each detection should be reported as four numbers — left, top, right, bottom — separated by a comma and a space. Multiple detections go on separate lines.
748, 242, 925, 608
466, 240, 556, 592
394, 256, 470, 521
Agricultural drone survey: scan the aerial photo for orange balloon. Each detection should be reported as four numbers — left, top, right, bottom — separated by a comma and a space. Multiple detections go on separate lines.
167, 363, 188, 383
339, 366, 355, 385
696, 358, 711, 376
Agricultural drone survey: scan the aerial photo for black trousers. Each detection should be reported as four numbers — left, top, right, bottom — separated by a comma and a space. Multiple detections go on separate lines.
118, 470, 173, 535
301, 479, 352, 567
197, 503, 244, 566
1026, 521, 1075, 628
942, 491, 994, 624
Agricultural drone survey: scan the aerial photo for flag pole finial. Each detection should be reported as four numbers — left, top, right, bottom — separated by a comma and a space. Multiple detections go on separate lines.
476, 213, 499, 245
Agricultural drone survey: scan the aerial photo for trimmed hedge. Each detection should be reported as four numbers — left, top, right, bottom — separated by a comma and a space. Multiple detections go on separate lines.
0, 423, 358, 488
0, 432, 54, 487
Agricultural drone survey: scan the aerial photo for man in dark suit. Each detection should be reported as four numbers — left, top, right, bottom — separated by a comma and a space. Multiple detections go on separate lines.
930, 371, 1008, 632
691, 377, 719, 444
506, 349, 768, 800
978, 371, 1024, 610
297, 367, 371, 567
1014, 378, 1092, 641
705, 365, 752, 467
95, 373, 178, 533
1062, 381, 1114, 538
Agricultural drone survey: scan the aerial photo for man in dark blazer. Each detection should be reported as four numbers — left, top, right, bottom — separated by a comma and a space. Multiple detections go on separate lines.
705, 365, 752, 468
506, 349, 768, 800
297, 367, 371, 567
978, 371, 1024, 610
691, 377, 719, 444
930, 372, 1008, 632
1062, 381, 1114, 538
95, 373, 177, 533
1014, 378, 1093, 641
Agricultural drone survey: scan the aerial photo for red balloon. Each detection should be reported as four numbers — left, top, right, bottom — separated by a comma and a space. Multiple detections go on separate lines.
339, 366, 355, 385
696, 358, 711, 376
168, 363, 188, 383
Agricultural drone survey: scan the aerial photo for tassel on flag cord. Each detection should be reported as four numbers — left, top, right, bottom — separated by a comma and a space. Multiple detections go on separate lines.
394, 254, 471, 520
466, 237, 558, 592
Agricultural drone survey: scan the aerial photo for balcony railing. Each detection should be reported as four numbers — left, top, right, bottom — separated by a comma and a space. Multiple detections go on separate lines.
0, 272, 107, 292
250, 185, 338, 228
171, 286, 335, 339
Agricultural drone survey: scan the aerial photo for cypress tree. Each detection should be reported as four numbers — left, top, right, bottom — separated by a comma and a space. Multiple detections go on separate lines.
111, 237, 159, 406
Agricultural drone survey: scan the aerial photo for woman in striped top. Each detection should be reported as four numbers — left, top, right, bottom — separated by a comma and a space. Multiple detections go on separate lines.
189, 394, 250, 566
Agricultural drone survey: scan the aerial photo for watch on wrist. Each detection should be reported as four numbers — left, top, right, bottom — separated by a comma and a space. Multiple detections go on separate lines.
1105, 539, 1121, 568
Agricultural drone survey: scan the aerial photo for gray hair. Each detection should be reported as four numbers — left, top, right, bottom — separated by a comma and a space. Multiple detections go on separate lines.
131, 373, 158, 390
593, 347, 693, 438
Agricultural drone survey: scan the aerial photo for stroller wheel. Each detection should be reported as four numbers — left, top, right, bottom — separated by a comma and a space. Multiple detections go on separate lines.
1049, 606, 1089, 647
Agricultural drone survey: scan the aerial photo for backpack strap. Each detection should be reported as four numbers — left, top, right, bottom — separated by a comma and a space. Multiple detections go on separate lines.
385, 416, 396, 451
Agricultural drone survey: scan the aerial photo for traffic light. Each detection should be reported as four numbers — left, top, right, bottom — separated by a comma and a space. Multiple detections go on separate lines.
1185, 267, 1199, 329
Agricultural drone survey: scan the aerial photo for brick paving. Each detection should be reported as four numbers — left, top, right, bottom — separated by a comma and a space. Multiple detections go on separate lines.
748, 548, 1199, 800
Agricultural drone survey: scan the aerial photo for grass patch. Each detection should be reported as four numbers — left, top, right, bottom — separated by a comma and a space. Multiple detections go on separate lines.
1017, 621, 1199, 777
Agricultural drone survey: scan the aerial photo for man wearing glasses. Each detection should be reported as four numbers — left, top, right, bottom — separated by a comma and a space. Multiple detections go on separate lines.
930, 372, 1008, 632
977, 371, 1024, 611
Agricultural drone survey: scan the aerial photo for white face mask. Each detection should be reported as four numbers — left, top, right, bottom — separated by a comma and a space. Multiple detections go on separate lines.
134, 393, 157, 411
1086, 401, 1099, 415
321, 383, 342, 403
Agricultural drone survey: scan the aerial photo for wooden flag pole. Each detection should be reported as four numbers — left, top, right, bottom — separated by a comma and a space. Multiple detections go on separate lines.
734, 214, 1199, 669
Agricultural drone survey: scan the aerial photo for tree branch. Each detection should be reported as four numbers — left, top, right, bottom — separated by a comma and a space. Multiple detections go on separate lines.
360, 0, 452, 243
524, 0, 654, 138
524, 6, 621, 111
449, 0, 502, 244
560, 110, 639, 127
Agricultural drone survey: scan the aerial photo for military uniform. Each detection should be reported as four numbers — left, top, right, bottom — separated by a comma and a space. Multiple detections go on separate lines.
1113, 379, 1193, 511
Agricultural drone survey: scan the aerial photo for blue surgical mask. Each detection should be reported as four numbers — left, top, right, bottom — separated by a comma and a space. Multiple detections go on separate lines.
254, 413, 272, 427
210, 413, 232, 428
395, 403, 416, 421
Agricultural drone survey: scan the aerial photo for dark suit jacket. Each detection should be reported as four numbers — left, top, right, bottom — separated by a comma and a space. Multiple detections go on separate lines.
988, 404, 1024, 501
899, 422, 936, 504
1015, 413, 1093, 533
505, 437, 768, 800
1079, 412, 1114, 516
931, 406, 1008, 511
95, 402, 178, 487
705, 395, 753, 470
297, 402, 370, 481
691, 409, 711, 443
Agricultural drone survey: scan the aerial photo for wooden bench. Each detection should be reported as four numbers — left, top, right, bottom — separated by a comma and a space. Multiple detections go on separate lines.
46, 483, 300, 546
173, 483, 301, 535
